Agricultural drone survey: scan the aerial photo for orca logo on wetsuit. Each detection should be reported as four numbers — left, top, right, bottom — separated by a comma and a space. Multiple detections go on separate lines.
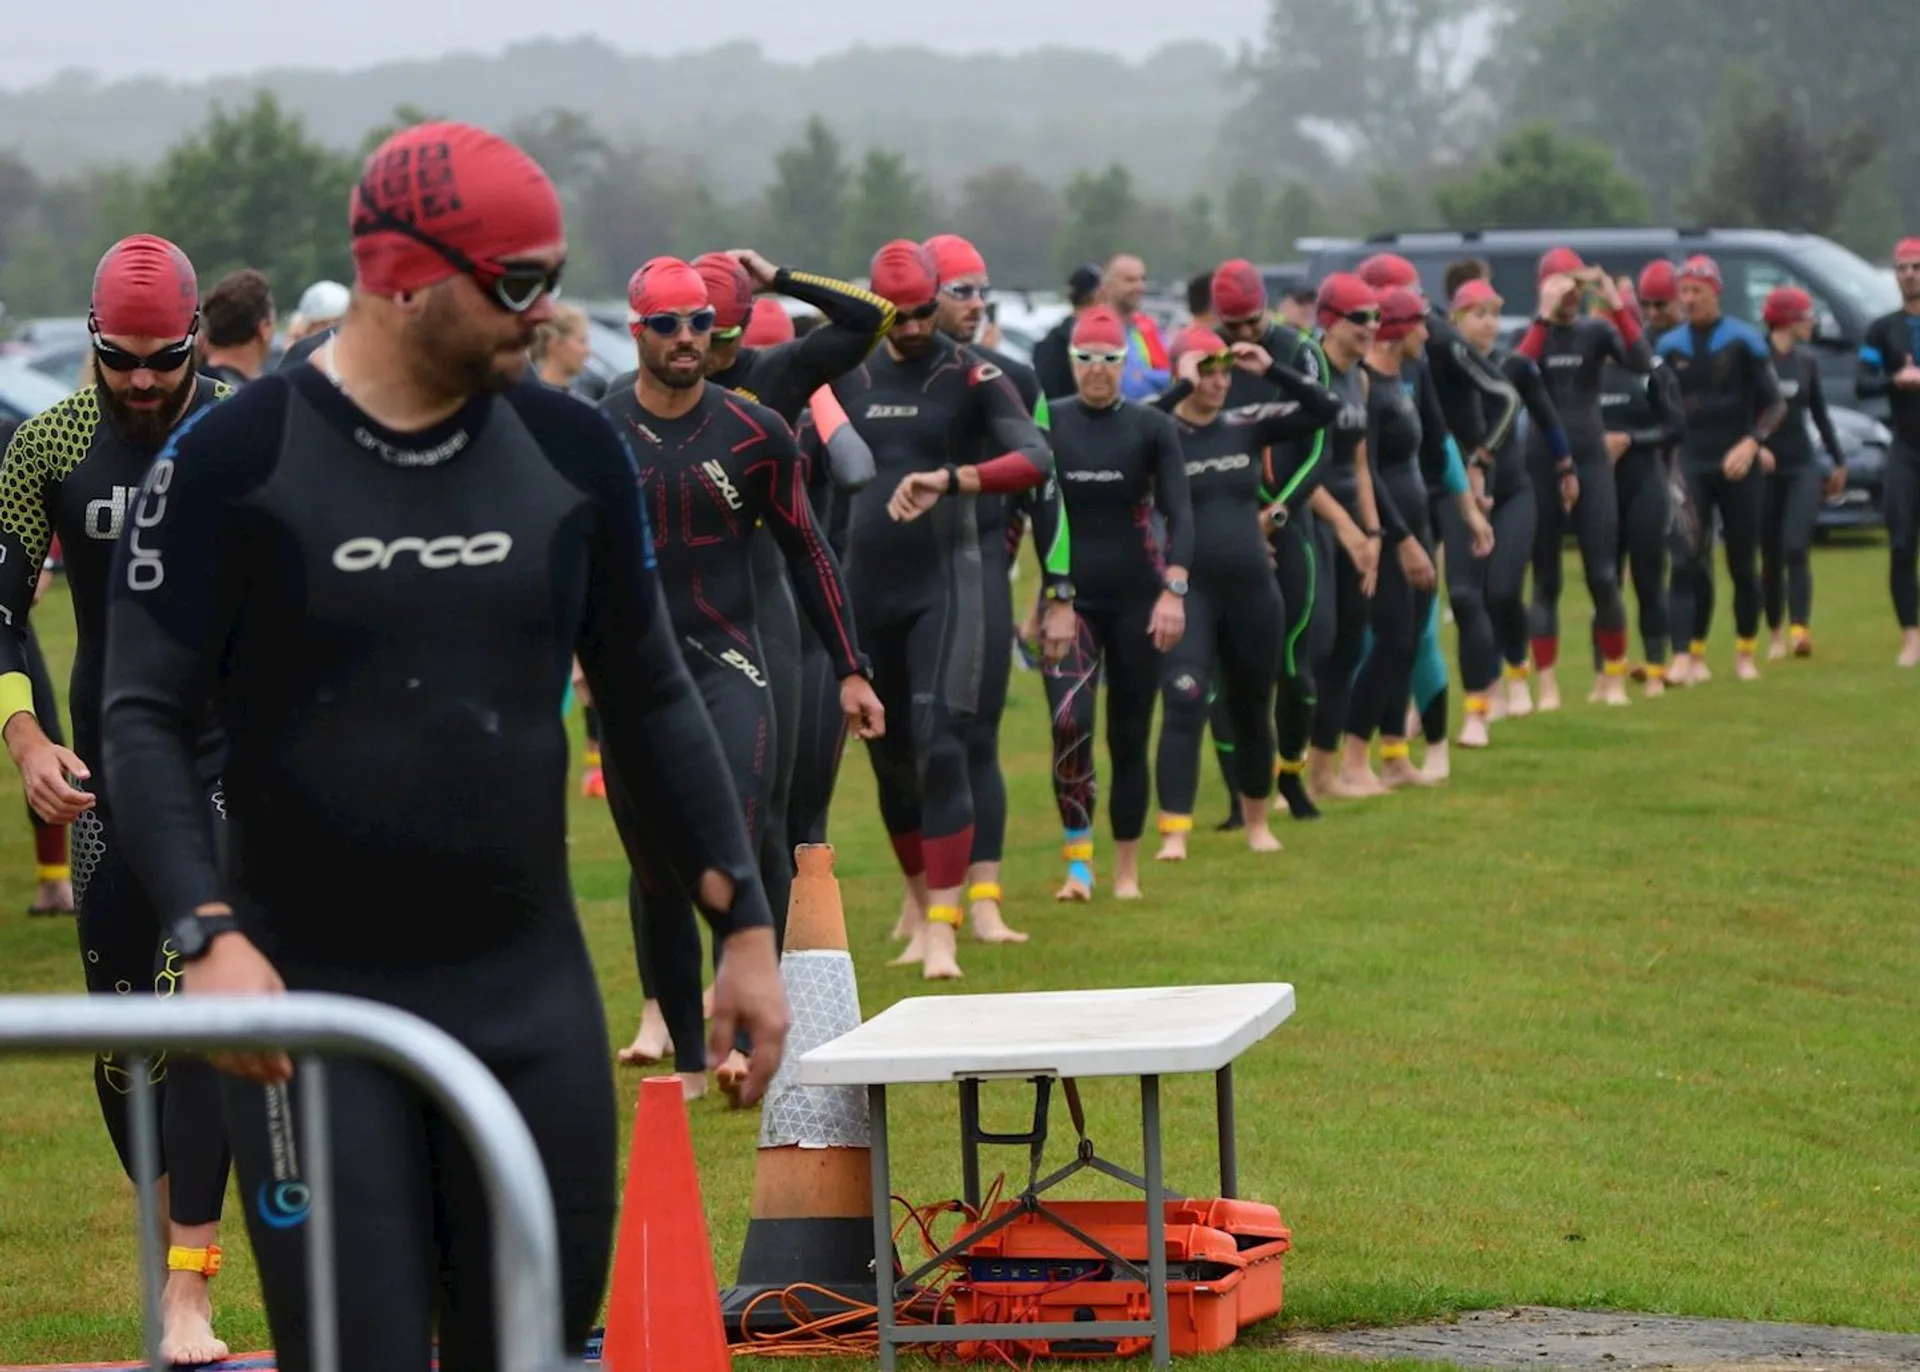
1187, 453, 1252, 476
331, 533, 514, 572
125, 459, 175, 591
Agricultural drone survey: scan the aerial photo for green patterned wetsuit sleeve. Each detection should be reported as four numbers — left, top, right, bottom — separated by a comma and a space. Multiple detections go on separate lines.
0, 399, 74, 726
1274, 334, 1329, 507
1018, 389, 1071, 582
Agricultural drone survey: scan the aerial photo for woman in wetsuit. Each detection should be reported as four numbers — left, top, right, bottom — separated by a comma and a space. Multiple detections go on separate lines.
1446, 274, 1569, 744
1758, 285, 1846, 659
1149, 327, 1342, 857
1042, 306, 1193, 899
1342, 287, 1440, 789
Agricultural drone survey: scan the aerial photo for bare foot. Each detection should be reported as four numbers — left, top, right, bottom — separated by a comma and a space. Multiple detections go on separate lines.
1327, 767, 1388, 798
1458, 712, 1490, 749
1767, 633, 1788, 661
617, 1000, 672, 1066
1420, 741, 1451, 782
1245, 825, 1281, 853
1488, 690, 1509, 722
159, 1273, 227, 1367
1504, 679, 1535, 717
921, 922, 963, 980
891, 888, 919, 940
1692, 659, 1714, 683
1536, 670, 1562, 712
1735, 653, 1760, 682
891, 924, 927, 966
1591, 675, 1629, 707
1898, 631, 1920, 667
1155, 830, 1188, 862
971, 900, 1029, 943
1792, 630, 1813, 658
28, 878, 74, 915
1379, 758, 1436, 790
679, 1071, 707, 1101
1111, 874, 1142, 899
716, 1050, 751, 1103
1054, 876, 1092, 902
1667, 655, 1693, 686
1643, 673, 1666, 699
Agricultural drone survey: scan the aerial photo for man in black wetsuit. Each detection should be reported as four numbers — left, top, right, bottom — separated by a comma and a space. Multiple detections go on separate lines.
603, 256, 883, 1100
1855, 235, 1920, 668
923, 231, 1073, 945
1657, 254, 1787, 685
1, 233, 236, 1366
99, 122, 793, 1372
603, 246, 891, 1082
196, 268, 276, 386
833, 239, 1054, 981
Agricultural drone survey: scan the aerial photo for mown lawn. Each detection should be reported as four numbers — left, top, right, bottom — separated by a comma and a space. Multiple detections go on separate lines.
2, 542, 1915, 1370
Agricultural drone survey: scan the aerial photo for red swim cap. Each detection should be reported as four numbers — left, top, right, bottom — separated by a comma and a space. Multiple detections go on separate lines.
1637, 260, 1678, 304
1449, 279, 1503, 315
1762, 285, 1813, 327
91, 234, 198, 340
1678, 254, 1722, 293
1071, 306, 1129, 352
1376, 288, 1428, 342
692, 253, 756, 331
1894, 237, 1920, 266
1170, 324, 1228, 365
1210, 259, 1268, 322
351, 121, 562, 298
626, 256, 709, 330
744, 297, 795, 347
924, 234, 988, 283
869, 240, 939, 310
1316, 273, 1377, 326
1357, 253, 1420, 291
1538, 247, 1585, 282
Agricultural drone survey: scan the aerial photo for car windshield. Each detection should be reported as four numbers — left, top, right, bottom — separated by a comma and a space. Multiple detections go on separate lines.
0, 360, 73, 419
1793, 237, 1902, 318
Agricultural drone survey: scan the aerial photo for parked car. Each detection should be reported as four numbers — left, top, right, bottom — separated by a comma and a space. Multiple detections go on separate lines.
0, 357, 71, 427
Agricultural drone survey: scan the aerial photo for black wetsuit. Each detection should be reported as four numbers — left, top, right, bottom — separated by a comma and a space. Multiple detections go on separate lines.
684, 270, 891, 948
100, 366, 774, 1372
1857, 310, 1920, 629
1043, 395, 1190, 843
1152, 366, 1341, 814
1453, 352, 1564, 693
833, 336, 1051, 900
1218, 325, 1336, 809
1761, 342, 1843, 633
601, 380, 866, 1076
1597, 356, 1686, 667
1349, 362, 1432, 741
1657, 315, 1787, 650
1514, 306, 1651, 668
1308, 354, 1379, 754
0, 379, 233, 1229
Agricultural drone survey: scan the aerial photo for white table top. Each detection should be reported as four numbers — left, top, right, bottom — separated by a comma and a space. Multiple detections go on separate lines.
795, 983, 1294, 1086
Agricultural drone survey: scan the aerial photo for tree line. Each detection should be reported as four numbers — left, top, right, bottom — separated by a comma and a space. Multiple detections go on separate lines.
1, 0, 1910, 318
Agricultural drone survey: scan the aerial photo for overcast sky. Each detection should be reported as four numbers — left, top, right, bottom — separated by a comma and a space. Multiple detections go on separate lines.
2, 1, 1270, 89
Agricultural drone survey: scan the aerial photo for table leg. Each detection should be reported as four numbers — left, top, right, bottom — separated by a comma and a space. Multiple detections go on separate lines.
959, 1077, 982, 1210
1141, 1074, 1170, 1368
1216, 1063, 1238, 1199
870, 1084, 896, 1372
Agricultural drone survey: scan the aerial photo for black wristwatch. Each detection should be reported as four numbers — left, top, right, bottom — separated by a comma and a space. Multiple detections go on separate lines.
1164, 575, 1189, 598
942, 464, 961, 495
1043, 579, 1077, 603
171, 909, 245, 963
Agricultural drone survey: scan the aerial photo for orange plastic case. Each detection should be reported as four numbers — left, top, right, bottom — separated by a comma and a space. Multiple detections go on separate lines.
948, 1198, 1290, 1359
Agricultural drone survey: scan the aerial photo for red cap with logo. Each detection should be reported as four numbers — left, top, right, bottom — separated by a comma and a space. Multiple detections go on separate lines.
1210, 259, 1268, 321
1538, 247, 1585, 282
1678, 254, 1723, 294
869, 240, 940, 310
1762, 285, 1814, 327
350, 121, 562, 297
1316, 273, 1378, 327
693, 252, 757, 331
1170, 324, 1228, 365
626, 257, 708, 330
1449, 279, 1503, 315
91, 234, 199, 340
924, 234, 988, 283
744, 297, 795, 347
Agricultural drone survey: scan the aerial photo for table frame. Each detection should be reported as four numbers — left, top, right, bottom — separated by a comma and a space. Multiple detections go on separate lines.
867, 1063, 1241, 1369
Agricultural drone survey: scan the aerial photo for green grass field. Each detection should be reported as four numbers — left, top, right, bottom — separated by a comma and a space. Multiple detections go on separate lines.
2, 544, 1916, 1371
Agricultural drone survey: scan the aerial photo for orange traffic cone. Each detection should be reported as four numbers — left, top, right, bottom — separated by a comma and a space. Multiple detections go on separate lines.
601, 1075, 730, 1372
720, 844, 890, 1339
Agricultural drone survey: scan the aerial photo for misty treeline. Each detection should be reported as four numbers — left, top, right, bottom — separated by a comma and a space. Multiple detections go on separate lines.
1, 0, 1914, 316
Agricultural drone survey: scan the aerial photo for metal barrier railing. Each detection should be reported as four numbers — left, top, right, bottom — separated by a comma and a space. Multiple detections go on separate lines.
0, 992, 569, 1372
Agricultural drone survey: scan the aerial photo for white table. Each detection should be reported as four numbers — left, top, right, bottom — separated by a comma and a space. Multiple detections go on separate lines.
797, 983, 1296, 1368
